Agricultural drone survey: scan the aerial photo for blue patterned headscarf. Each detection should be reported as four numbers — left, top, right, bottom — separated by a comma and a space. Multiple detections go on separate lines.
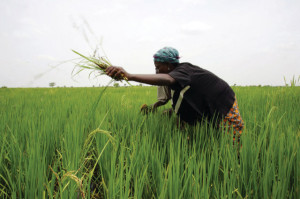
153, 47, 180, 63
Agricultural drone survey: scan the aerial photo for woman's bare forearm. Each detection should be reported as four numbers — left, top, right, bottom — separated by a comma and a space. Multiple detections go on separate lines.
105, 66, 175, 86
128, 74, 175, 86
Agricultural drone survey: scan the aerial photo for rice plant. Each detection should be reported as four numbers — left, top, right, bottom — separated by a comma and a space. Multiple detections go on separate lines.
0, 86, 299, 198
72, 50, 130, 84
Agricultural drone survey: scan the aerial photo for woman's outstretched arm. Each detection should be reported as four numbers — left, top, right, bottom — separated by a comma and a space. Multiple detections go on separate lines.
105, 66, 176, 86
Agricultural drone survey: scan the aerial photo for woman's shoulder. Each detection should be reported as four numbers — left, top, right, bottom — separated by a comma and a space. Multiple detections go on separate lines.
176, 62, 206, 73
178, 62, 193, 68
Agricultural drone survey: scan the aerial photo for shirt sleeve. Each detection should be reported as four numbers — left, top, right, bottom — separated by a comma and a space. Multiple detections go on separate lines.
168, 65, 191, 88
157, 86, 171, 102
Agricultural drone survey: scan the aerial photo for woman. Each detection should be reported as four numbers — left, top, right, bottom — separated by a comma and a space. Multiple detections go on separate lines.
106, 47, 244, 143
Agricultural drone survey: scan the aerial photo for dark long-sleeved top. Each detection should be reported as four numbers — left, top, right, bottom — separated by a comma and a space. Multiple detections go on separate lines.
168, 62, 235, 125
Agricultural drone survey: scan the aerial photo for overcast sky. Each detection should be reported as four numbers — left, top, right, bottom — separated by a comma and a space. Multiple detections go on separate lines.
1, 0, 299, 87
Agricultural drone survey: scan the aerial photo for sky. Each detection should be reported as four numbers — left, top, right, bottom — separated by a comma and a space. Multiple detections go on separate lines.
0, 0, 299, 87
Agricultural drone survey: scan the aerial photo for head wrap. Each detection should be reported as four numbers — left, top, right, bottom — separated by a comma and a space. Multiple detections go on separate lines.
153, 47, 180, 63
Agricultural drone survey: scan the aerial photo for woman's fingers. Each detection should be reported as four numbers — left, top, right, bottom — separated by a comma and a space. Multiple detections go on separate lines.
106, 66, 118, 77
106, 66, 127, 80
115, 70, 125, 79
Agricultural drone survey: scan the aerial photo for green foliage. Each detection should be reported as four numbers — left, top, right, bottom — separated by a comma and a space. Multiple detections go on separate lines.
113, 83, 120, 88
284, 75, 300, 87
49, 82, 55, 87
0, 86, 299, 198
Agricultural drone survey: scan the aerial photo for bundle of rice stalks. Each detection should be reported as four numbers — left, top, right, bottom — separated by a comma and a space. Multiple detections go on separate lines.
72, 50, 129, 83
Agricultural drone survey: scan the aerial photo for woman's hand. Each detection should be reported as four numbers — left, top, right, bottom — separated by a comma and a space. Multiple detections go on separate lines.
105, 66, 130, 81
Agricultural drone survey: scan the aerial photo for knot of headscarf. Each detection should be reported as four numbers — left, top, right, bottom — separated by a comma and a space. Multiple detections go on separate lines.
153, 47, 180, 63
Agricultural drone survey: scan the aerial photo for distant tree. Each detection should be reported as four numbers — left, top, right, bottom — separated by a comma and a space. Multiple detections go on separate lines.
49, 82, 56, 87
139, 83, 143, 87
1, 86, 7, 88
114, 83, 120, 88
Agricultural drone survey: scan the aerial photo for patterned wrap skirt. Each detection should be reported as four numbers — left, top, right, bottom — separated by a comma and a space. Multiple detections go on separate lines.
220, 97, 244, 144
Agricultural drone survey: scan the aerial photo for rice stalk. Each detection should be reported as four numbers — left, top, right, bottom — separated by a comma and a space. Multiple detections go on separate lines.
72, 50, 131, 85
49, 164, 87, 199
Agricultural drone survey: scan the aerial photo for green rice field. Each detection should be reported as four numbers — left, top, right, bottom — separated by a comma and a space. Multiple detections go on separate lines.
0, 86, 299, 198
